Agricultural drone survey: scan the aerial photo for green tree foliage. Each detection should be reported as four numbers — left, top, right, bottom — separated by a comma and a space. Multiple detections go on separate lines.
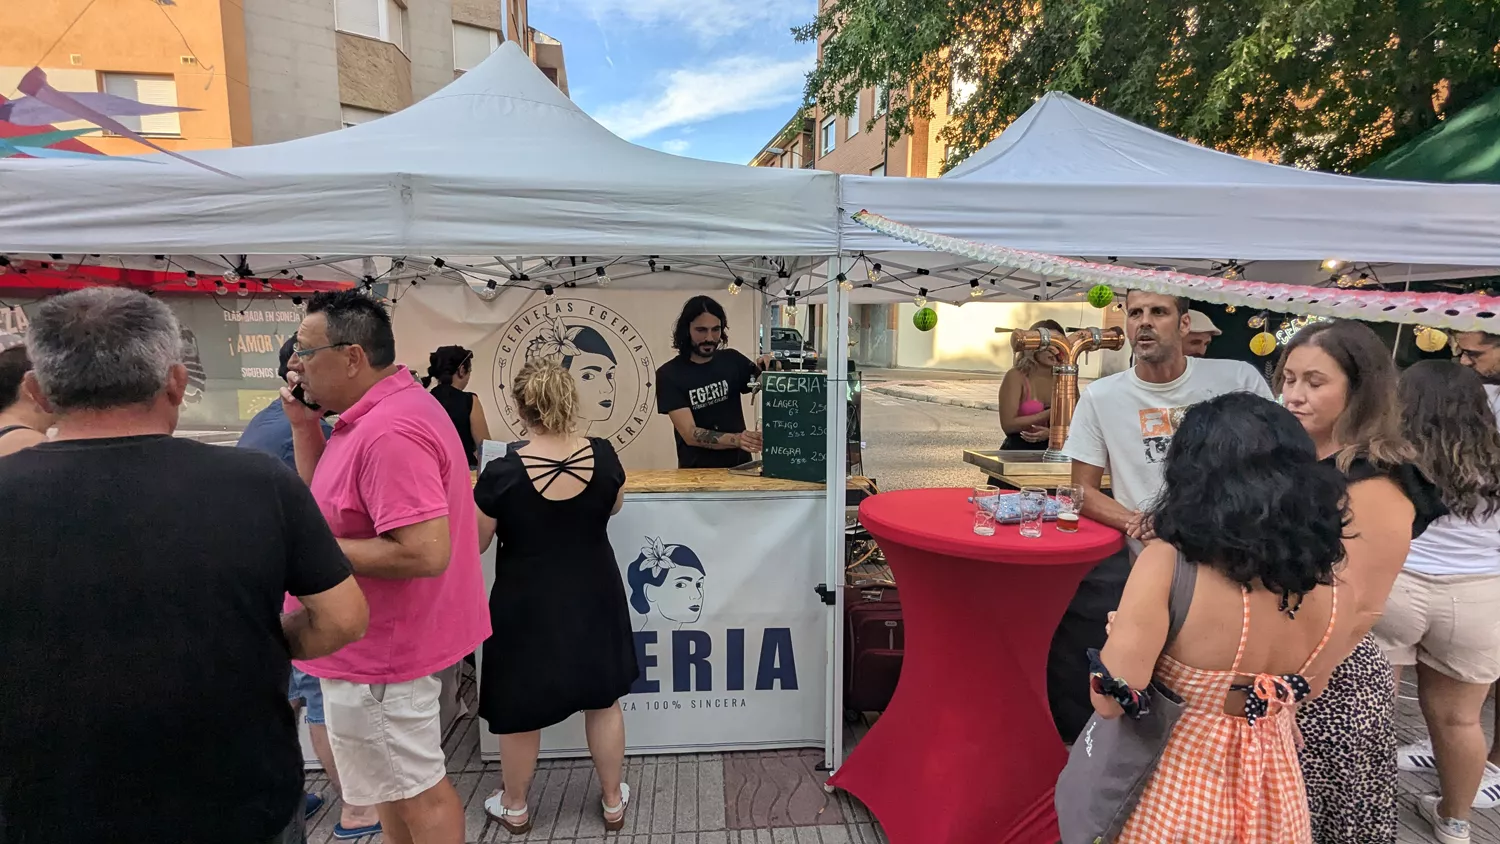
795, 0, 1500, 173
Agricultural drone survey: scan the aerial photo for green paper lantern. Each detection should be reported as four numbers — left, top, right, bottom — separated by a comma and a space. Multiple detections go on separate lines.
1087, 285, 1115, 309
912, 307, 938, 331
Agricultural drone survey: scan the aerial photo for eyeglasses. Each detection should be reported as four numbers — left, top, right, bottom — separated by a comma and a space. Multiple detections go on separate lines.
1456, 346, 1494, 363
292, 342, 351, 360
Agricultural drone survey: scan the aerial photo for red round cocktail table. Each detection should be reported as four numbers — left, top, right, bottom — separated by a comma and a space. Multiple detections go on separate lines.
831, 487, 1124, 844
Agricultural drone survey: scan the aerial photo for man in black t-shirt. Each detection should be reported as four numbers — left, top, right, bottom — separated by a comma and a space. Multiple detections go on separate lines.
0, 289, 369, 844
655, 295, 772, 468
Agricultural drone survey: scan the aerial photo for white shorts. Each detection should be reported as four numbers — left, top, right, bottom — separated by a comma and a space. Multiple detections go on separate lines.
321, 674, 448, 805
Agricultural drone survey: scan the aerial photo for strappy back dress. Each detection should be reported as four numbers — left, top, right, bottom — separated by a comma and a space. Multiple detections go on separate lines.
1116, 584, 1339, 843
473, 437, 639, 734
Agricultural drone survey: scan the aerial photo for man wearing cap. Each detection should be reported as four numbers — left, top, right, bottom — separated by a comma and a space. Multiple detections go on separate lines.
1183, 310, 1221, 357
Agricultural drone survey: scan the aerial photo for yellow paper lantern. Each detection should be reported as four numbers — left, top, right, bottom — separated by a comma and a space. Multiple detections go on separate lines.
1414, 326, 1450, 353
1249, 332, 1278, 357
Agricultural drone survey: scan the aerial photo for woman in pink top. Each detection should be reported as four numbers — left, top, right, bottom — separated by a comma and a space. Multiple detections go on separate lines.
998, 319, 1062, 451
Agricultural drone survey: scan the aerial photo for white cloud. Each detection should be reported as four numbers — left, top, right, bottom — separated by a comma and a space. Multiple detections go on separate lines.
659, 139, 692, 155
564, 0, 810, 41
595, 54, 812, 140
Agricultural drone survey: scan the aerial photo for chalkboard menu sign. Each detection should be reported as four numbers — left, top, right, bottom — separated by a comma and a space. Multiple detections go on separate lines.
761, 371, 828, 482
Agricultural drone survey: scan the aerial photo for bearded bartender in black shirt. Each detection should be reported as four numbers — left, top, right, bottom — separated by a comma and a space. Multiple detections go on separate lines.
656, 295, 774, 469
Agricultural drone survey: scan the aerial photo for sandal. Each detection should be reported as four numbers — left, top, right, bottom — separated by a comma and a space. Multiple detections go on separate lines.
483, 790, 532, 835
603, 782, 631, 832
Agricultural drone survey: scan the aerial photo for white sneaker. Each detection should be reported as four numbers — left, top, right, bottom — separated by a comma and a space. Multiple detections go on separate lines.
1419, 794, 1471, 844
1473, 763, 1500, 810
1398, 738, 1437, 773
1399, 738, 1500, 810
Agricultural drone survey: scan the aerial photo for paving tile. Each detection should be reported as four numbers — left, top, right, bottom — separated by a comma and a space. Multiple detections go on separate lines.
699, 756, 727, 832
819, 827, 851, 844
699, 831, 729, 844
652, 758, 679, 834
675, 760, 701, 831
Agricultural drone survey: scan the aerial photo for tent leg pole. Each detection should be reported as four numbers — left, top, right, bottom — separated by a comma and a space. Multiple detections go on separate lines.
822, 258, 851, 778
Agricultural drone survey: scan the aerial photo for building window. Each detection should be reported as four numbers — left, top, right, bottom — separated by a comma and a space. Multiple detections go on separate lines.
874, 83, 888, 116
820, 116, 836, 155
336, 0, 406, 52
846, 96, 860, 138
341, 105, 386, 127
870, 162, 886, 177
453, 23, 500, 71
100, 74, 180, 136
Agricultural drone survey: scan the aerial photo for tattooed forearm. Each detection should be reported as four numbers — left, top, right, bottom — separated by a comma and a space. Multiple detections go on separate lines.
693, 427, 725, 445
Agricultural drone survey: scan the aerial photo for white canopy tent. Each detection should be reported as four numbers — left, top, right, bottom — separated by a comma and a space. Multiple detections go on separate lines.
0, 42, 838, 287
0, 42, 857, 770
814, 92, 1500, 305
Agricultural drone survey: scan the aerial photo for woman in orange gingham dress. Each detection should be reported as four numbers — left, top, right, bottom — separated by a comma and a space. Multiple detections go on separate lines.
1115, 585, 1338, 843
1088, 393, 1352, 844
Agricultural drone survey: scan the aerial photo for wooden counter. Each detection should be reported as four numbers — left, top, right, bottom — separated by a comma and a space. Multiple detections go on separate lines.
473, 468, 873, 497
963, 449, 1112, 491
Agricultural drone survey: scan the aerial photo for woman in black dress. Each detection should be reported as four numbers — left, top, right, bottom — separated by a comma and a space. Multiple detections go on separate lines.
423, 345, 490, 468
474, 356, 636, 834
1276, 320, 1446, 843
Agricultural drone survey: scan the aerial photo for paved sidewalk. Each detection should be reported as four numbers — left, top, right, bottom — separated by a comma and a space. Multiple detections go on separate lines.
865, 379, 1004, 412
304, 666, 887, 844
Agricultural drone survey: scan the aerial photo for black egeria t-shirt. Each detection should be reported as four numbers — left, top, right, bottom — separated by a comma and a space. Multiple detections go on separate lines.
656, 349, 759, 468
0, 435, 352, 844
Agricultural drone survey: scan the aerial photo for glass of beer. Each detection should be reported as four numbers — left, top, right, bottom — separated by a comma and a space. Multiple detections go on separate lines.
1018, 487, 1047, 538
972, 485, 1000, 536
1055, 483, 1083, 533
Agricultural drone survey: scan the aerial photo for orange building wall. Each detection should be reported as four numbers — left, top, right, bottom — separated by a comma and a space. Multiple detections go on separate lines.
0, 0, 248, 153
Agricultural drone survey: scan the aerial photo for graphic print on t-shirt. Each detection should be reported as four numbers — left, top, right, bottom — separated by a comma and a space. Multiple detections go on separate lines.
1139, 405, 1192, 464
688, 379, 731, 411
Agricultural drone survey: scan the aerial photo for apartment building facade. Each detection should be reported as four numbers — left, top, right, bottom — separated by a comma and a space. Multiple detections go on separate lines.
0, 0, 565, 150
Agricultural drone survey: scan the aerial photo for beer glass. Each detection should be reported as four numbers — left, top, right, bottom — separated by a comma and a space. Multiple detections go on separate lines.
1055, 483, 1083, 533
1019, 487, 1047, 538
973, 485, 1000, 536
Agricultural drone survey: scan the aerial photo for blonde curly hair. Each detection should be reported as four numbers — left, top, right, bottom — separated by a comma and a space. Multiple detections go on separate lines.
512, 356, 579, 434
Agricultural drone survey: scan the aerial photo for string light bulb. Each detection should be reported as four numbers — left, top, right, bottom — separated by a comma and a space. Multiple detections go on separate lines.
183, 270, 197, 288
544, 284, 555, 296
969, 279, 982, 298
728, 278, 742, 295
294, 274, 305, 287
215, 279, 227, 296
837, 273, 853, 292
914, 288, 928, 309
868, 262, 882, 283
223, 269, 240, 284
1320, 258, 1345, 272
237, 281, 250, 298
1224, 304, 1236, 313
595, 266, 610, 287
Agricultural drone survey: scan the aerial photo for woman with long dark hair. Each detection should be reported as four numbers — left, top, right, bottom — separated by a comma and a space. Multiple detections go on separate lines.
423, 345, 490, 467
1275, 319, 1446, 844
1095, 392, 1345, 842
1374, 361, 1500, 842
997, 319, 1063, 451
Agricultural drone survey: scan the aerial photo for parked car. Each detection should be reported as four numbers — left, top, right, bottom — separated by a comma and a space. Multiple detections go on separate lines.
770, 327, 819, 370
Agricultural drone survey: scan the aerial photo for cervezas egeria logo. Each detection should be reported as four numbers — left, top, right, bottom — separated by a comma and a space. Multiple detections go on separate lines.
492, 299, 655, 450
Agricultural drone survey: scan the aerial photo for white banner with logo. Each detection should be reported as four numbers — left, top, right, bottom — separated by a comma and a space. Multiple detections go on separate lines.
477, 490, 829, 758
392, 285, 759, 471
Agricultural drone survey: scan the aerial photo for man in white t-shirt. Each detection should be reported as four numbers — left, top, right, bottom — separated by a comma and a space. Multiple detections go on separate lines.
1046, 289, 1273, 742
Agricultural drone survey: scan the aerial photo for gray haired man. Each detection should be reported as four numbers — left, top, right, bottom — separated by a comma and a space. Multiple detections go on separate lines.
0, 288, 369, 844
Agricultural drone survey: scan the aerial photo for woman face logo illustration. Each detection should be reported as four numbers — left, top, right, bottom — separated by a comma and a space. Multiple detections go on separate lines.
628, 540, 707, 627
524, 317, 620, 428
571, 348, 617, 423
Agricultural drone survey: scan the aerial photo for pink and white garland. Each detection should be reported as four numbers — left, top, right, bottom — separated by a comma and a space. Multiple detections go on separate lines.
852, 210, 1499, 333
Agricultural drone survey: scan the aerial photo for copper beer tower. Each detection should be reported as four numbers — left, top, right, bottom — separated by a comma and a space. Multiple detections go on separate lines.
1010, 326, 1126, 461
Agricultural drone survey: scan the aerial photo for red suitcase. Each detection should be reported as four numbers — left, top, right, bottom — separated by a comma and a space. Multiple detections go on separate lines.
843, 584, 904, 719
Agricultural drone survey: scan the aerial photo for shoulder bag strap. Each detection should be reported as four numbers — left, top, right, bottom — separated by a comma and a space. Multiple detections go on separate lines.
1164, 549, 1197, 645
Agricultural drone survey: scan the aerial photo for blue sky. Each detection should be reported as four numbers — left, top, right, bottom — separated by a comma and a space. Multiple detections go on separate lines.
531, 0, 817, 164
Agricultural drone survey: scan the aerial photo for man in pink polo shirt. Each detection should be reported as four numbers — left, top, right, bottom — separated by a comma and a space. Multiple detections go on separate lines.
281, 290, 488, 844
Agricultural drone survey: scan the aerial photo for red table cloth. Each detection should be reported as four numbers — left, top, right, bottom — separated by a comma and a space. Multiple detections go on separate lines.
831, 487, 1124, 844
